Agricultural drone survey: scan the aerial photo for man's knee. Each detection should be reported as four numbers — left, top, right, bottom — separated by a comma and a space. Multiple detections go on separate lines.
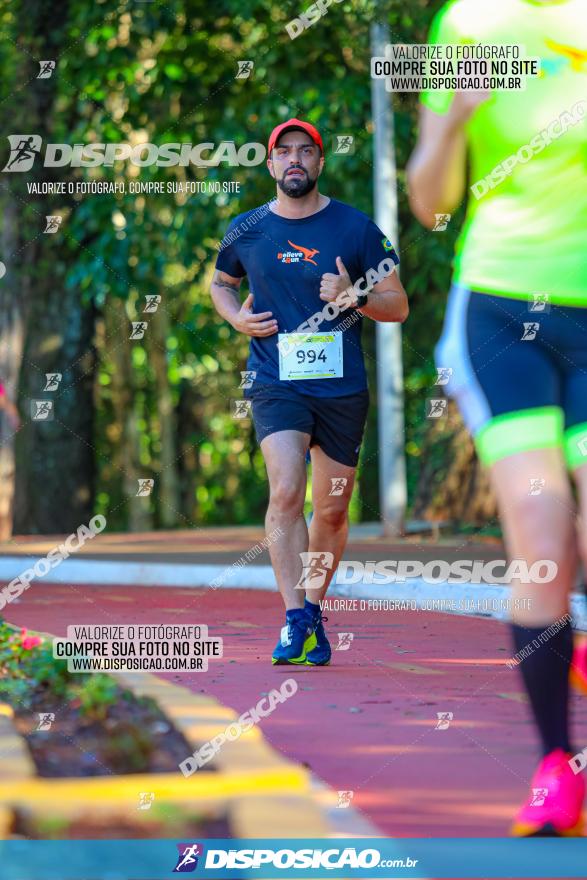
269, 480, 306, 516
313, 503, 349, 531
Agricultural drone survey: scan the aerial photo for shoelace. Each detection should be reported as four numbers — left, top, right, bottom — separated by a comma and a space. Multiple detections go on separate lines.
288, 616, 313, 637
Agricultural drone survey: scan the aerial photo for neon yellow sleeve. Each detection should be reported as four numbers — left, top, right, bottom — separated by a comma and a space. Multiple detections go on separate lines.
420, 1, 463, 116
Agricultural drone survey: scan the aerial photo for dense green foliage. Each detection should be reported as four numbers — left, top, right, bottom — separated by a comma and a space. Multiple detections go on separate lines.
2, 0, 460, 530
0, 621, 120, 712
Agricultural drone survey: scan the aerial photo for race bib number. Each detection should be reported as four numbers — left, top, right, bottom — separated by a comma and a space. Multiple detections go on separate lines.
278, 332, 343, 381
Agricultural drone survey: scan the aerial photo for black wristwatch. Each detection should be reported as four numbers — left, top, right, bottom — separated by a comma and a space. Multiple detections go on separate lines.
355, 292, 368, 309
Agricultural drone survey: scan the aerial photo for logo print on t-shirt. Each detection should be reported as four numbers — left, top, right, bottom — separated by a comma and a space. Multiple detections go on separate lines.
276, 240, 319, 266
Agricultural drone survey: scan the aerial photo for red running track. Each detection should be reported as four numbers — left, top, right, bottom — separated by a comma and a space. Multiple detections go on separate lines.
5, 583, 587, 837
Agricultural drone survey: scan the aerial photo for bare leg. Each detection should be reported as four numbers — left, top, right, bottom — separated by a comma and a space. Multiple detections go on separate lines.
571, 462, 587, 657
573, 462, 587, 586
260, 430, 310, 611
304, 444, 356, 606
490, 447, 577, 626
491, 448, 577, 769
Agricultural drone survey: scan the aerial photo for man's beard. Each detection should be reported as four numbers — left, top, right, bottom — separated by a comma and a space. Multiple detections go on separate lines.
277, 169, 317, 198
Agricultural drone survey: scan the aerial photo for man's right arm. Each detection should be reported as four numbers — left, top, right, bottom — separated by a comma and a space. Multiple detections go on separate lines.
210, 270, 278, 337
406, 94, 489, 229
210, 269, 244, 325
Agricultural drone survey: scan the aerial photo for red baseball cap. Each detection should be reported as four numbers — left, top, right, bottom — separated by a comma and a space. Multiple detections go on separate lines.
268, 118, 324, 155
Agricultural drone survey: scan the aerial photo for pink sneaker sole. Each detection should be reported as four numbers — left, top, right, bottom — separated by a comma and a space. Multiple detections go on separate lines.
511, 748, 585, 837
511, 815, 584, 837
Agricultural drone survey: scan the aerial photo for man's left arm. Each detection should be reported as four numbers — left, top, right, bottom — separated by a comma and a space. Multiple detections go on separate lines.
357, 221, 408, 322
357, 270, 409, 323
319, 255, 409, 323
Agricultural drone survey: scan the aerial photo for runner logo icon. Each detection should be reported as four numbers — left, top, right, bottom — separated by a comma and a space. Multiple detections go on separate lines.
521, 322, 540, 341
432, 213, 451, 232
3, 135, 42, 172
236, 60, 254, 79
435, 367, 453, 386
44, 215, 62, 233
435, 712, 453, 730
37, 61, 56, 79
31, 400, 53, 421
329, 477, 347, 496
173, 843, 203, 872
36, 712, 55, 731
44, 373, 62, 391
137, 791, 155, 810
296, 551, 334, 590
335, 632, 354, 651
530, 788, 549, 807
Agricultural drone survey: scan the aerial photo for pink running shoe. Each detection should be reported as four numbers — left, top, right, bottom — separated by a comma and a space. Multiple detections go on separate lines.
511, 748, 585, 836
570, 639, 587, 696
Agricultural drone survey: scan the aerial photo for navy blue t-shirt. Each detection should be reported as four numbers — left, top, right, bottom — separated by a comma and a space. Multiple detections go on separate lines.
215, 198, 399, 398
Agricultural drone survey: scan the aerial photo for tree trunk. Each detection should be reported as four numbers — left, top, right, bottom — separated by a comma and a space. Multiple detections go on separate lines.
14, 289, 97, 533
2, 0, 98, 535
177, 379, 203, 524
147, 299, 180, 527
106, 297, 153, 532
0, 199, 26, 540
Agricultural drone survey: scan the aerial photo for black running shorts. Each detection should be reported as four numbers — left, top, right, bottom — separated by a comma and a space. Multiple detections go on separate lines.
248, 384, 369, 468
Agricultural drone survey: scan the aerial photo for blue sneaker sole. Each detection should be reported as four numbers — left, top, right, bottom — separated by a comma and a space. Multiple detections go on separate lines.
272, 656, 324, 666
272, 632, 317, 665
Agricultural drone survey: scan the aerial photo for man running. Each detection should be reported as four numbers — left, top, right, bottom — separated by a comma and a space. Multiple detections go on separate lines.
211, 118, 408, 665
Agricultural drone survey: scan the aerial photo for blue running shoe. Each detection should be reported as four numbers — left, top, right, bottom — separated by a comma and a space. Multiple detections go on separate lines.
272, 609, 317, 665
304, 601, 331, 666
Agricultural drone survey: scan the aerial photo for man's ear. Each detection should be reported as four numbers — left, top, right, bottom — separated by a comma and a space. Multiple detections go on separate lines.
267, 158, 276, 179
317, 155, 325, 176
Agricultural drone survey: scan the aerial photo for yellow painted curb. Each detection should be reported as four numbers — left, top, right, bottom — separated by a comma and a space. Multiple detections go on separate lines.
0, 663, 318, 835
0, 808, 12, 839
0, 765, 307, 807
0, 634, 347, 838
116, 671, 302, 776
0, 702, 36, 840
0, 704, 36, 780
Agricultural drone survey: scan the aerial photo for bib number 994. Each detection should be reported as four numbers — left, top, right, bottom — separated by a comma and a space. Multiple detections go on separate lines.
278, 332, 343, 381
296, 348, 327, 364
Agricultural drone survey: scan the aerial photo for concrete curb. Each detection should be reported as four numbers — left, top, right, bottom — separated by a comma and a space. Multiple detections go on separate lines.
0, 704, 37, 780
0, 646, 377, 838
0, 703, 37, 839
1, 556, 586, 629
0, 667, 308, 825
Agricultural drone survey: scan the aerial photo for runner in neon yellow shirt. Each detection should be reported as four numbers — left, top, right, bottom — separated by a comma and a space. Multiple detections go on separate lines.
408, 0, 587, 837
419, 0, 586, 305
